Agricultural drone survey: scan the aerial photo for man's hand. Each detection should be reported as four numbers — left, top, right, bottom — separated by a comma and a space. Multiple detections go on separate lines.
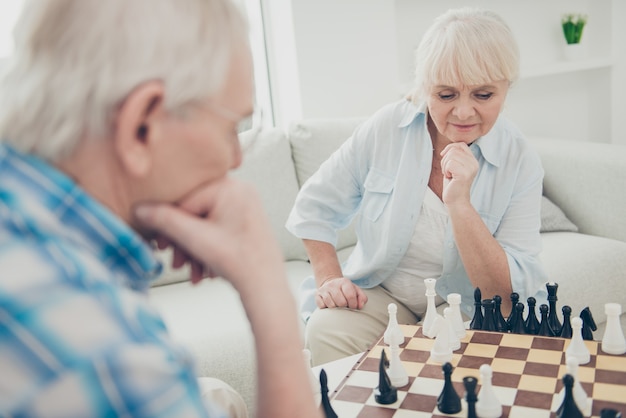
316, 277, 368, 309
134, 176, 284, 295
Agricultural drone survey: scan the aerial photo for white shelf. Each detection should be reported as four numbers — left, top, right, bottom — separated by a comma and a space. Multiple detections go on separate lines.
520, 57, 613, 80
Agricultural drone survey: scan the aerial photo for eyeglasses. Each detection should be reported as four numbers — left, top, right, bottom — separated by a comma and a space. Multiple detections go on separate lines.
207, 102, 264, 153
208, 102, 262, 134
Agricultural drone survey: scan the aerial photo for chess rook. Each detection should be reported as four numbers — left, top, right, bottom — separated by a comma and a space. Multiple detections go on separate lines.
601, 303, 626, 355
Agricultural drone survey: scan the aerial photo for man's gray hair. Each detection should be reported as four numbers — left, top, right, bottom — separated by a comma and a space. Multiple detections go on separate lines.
0, 0, 248, 161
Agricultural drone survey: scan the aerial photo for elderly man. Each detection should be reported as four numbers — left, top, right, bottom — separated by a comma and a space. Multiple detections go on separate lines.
0, 1, 319, 417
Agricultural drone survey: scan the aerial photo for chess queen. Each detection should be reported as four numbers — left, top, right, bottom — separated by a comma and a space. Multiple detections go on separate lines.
287, 7, 549, 365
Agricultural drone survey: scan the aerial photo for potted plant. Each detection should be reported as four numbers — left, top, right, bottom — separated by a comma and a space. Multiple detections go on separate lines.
561, 14, 587, 60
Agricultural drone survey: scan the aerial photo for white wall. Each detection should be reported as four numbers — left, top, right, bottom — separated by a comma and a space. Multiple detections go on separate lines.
265, 0, 623, 144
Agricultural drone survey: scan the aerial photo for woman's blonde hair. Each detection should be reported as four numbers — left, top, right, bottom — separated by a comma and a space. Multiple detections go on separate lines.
410, 7, 519, 103
0, 0, 248, 161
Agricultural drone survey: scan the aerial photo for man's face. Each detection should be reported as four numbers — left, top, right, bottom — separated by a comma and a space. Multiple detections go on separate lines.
150, 47, 255, 203
426, 80, 509, 144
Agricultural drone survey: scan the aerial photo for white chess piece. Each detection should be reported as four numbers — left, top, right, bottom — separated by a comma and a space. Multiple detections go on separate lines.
429, 314, 453, 363
565, 317, 590, 365
422, 278, 438, 338
384, 303, 402, 345
601, 303, 626, 355
476, 364, 502, 418
303, 349, 321, 406
444, 307, 461, 351
447, 293, 467, 339
384, 304, 409, 387
556, 356, 588, 413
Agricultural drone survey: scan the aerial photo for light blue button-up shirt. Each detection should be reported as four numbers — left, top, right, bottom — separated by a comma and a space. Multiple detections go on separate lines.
286, 99, 548, 319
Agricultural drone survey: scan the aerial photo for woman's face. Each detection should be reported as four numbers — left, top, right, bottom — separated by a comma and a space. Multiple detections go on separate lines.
426, 80, 510, 145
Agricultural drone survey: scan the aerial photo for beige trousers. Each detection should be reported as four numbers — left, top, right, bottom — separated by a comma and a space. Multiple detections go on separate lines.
305, 286, 420, 366
198, 377, 248, 418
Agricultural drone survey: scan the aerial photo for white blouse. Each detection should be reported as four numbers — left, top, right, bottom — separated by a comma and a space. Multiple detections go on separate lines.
382, 187, 448, 317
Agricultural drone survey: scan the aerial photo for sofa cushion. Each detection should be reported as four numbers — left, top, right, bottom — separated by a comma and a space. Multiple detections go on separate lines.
231, 127, 307, 261
539, 231, 626, 329
288, 118, 365, 251
540, 196, 578, 233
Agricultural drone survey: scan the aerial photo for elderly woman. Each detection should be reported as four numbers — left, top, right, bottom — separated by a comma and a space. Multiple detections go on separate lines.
287, 7, 548, 365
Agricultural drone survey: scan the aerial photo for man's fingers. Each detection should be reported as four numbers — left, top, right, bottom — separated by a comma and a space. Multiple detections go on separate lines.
135, 204, 217, 259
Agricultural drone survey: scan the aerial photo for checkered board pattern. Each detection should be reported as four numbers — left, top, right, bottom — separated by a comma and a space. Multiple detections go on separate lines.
329, 325, 626, 418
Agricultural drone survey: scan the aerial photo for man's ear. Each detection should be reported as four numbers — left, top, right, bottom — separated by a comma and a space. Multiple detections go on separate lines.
113, 81, 165, 178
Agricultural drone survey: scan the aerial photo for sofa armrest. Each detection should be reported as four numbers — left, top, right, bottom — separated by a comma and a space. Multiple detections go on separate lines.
528, 137, 626, 242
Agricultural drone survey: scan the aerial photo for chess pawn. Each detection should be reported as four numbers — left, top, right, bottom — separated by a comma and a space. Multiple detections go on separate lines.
430, 314, 453, 364
422, 278, 438, 338
601, 303, 626, 355
481, 299, 496, 332
463, 376, 479, 418
600, 408, 622, 418
566, 317, 590, 365
510, 302, 526, 334
493, 295, 508, 333
444, 307, 461, 351
560, 305, 573, 338
506, 292, 520, 332
469, 287, 483, 330
556, 356, 588, 413
556, 374, 584, 418
546, 282, 562, 334
525, 297, 540, 335
476, 364, 502, 418
303, 349, 321, 406
447, 293, 467, 339
437, 362, 462, 414
537, 304, 555, 337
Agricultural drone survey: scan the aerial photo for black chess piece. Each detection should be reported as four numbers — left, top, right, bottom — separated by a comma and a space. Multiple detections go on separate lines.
481, 299, 496, 332
510, 302, 526, 334
600, 408, 622, 418
525, 297, 540, 335
506, 292, 520, 332
493, 295, 508, 333
580, 307, 597, 341
463, 376, 478, 418
374, 349, 397, 405
319, 369, 338, 418
556, 374, 584, 418
546, 282, 562, 334
437, 362, 462, 414
469, 288, 483, 330
537, 304, 555, 337
560, 305, 573, 338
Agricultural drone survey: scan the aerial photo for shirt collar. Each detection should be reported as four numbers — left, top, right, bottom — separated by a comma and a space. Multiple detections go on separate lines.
398, 100, 427, 128
0, 143, 162, 290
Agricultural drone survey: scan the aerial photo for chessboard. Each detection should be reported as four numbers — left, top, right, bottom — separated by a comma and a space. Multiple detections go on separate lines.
329, 325, 626, 418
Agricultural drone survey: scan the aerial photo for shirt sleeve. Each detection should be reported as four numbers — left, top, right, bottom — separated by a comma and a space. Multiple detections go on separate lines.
286, 120, 373, 247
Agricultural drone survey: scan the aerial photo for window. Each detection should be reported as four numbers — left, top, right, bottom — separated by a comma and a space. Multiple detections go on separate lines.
0, 0, 24, 61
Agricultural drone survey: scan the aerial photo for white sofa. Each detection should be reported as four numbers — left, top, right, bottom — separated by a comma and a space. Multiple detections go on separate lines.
149, 118, 626, 416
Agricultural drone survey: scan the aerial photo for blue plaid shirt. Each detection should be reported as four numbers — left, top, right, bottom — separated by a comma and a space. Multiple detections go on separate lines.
0, 144, 226, 417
